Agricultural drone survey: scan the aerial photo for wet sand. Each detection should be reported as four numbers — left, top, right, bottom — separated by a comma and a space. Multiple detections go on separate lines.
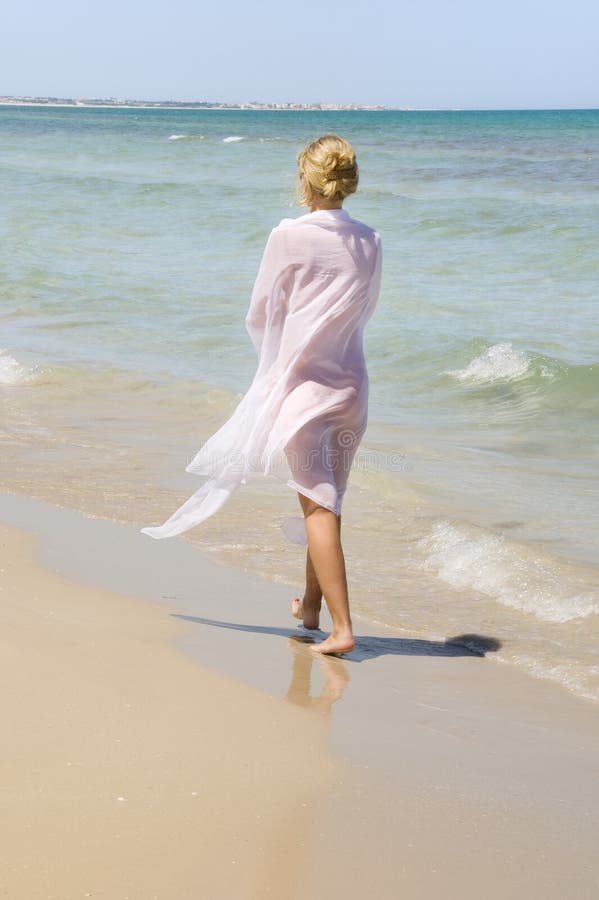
0, 523, 341, 899
1, 491, 598, 899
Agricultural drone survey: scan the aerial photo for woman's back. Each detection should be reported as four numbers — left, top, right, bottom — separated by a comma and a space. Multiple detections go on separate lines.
248, 208, 381, 383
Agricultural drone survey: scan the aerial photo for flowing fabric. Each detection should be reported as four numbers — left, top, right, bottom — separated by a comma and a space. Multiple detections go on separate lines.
141, 207, 382, 543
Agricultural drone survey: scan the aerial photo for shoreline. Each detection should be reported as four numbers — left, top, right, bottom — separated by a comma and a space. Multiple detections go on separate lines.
1, 426, 598, 704
1, 491, 599, 897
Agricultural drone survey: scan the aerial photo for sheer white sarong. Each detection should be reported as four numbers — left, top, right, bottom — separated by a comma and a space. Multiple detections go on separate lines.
141, 207, 382, 544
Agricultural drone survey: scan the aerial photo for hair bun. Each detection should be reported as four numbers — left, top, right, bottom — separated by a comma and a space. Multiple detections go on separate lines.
296, 134, 359, 205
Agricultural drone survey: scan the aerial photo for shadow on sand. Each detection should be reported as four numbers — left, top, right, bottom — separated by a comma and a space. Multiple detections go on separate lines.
171, 613, 502, 662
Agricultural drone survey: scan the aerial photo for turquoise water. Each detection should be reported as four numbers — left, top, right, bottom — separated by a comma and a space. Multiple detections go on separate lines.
1, 105, 598, 701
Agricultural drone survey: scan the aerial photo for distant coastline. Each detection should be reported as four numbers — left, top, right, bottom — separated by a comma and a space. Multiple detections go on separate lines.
1, 97, 596, 113
0, 95, 394, 111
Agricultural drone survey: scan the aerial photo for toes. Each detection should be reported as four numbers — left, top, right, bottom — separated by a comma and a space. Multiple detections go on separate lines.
291, 598, 303, 620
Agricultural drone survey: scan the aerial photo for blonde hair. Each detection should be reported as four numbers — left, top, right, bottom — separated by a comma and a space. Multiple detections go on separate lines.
296, 134, 359, 206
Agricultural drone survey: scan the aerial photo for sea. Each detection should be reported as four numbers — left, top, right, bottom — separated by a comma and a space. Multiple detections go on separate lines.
1, 104, 598, 703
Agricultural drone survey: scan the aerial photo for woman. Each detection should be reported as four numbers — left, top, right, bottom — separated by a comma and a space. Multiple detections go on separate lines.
142, 134, 382, 655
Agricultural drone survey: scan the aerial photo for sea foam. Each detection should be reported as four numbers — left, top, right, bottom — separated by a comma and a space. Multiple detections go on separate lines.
0, 350, 37, 385
417, 521, 599, 623
508, 654, 599, 703
446, 342, 531, 385
222, 135, 244, 143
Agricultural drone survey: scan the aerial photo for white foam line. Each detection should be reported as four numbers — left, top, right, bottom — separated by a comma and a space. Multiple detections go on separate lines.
445, 342, 531, 385
416, 521, 599, 623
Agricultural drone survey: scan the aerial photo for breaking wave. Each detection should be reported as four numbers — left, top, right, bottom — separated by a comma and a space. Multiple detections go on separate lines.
416, 520, 599, 623
0, 350, 39, 385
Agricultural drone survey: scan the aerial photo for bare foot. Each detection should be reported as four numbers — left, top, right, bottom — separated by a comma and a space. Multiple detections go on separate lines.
291, 595, 321, 630
311, 630, 355, 656
291, 597, 303, 620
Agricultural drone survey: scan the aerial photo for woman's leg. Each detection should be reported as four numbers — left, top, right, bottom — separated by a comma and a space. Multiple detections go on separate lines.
293, 510, 342, 631
301, 548, 323, 629
296, 493, 354, 654
292, 547, 322, 629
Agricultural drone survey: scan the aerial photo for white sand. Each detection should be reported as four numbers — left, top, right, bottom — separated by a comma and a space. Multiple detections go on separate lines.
1, 492, 598, 898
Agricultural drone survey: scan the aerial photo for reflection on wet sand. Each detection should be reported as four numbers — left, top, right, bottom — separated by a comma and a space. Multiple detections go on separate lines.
169, 613, 500, 719
285, 637, 350, 717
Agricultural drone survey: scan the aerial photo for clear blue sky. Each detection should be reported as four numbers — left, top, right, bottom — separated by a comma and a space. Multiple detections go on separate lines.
1, 0, 598, 109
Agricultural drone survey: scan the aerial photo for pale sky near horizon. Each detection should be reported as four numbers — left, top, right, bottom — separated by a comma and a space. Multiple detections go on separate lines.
1, 0, 598, 109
